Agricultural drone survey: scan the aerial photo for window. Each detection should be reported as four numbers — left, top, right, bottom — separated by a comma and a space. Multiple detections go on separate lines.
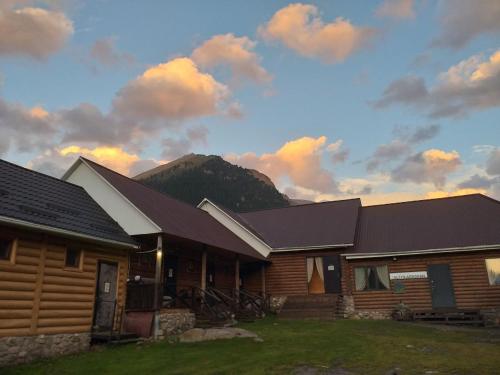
65, 247, 82, 268
0, 239, 13, 261
354, 265, 390, 291
485, 259, 500, 286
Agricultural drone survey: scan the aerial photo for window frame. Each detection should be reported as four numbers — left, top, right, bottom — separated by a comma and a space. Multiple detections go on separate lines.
354, 265, 390, 292
64, 247, 83, 271
484, 258, 500, 286
0, 237, 17, 264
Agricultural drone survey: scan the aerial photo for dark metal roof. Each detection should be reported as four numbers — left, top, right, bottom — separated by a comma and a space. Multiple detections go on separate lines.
238, 199, 361, 249
0, 159, 135, 247
354, 194, 500, 254
81, 158, 267, 260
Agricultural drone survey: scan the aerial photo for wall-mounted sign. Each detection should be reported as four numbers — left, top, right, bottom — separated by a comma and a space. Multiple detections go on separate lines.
104, 282, 110, 293
327, 265, 335, 271
390, 271, 427, 280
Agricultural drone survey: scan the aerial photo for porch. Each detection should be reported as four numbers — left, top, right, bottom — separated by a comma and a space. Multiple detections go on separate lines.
123, 233, 268, 337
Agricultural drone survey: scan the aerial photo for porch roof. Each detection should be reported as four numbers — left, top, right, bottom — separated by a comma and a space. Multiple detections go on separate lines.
80, 158, 267, 260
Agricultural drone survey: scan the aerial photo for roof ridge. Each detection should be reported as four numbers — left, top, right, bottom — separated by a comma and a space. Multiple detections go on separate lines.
81, 156, 205, 213
238, 197, 361, 214
0, 158, 87, 191
363, 193, 487, 208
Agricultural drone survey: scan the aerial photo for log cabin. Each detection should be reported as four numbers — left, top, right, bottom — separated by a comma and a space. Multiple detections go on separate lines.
0, 159, 137, 366
62, 156, 499, 330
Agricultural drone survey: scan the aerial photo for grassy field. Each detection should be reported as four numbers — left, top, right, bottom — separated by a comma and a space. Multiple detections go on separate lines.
4, 317, 500, 375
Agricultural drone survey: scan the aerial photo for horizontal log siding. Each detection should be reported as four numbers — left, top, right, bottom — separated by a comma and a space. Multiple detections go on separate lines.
346, 249, 500, 312
0, 226, 129, 337
267, 249, 346, 296
241, 264, 262, 295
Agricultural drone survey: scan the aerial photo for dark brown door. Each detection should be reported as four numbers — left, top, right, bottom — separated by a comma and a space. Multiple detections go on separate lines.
163, 255, 178, 297
428, 264, 456, 309
206, 260, 215, 287
323, 255, 341, 294
93, 261, 118, 331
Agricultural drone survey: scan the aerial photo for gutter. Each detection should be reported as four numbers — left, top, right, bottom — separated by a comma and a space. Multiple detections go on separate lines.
0, 215, 138, 250
342, 244, 500, 259
272, 243, 354, 252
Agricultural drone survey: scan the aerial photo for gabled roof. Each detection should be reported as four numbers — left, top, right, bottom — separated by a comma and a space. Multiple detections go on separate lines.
77, 158, 266, 260
351, 194, 500, 257
0, 159, 135, 248
238, 199, 361, 250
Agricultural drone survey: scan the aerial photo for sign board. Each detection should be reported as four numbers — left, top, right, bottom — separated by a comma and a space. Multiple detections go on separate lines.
327, 265, 335, 271
104, 282, 110, 293
390, 271, 427, 280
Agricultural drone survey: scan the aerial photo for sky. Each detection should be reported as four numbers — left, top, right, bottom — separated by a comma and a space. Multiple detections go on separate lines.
1, 0, 500, 205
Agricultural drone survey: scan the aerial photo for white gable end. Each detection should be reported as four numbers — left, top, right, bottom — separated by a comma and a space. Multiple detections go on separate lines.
198, 199, 271, 258
64, 160, 160, 235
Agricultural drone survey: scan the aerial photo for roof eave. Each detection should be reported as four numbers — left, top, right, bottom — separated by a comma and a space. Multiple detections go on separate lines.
271, 243, 354, 253
0, 215, 138, 250
342, 244, 500, 259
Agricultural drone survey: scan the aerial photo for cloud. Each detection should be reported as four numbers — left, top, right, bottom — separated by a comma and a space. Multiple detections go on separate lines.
225, 136, 339, 194
258, 3, 376, 63
375, 0, 415, 20
433, 0, 500, 49
327, 140, 349, 164
367, 124, 440, 171
89, 37, 135, 67
425, 188, 487, 199
0, 98, 56, 156
0, 3, 73, 59
391, 149, 461, 188
485, 148, 500, 175
373, 49, 500, 118
112, 57, 231, 123
191, 34, 271, 85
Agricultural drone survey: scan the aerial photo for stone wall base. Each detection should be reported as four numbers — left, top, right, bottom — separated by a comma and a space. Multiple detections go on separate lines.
0, 332, 90, 367
269, 296, 287, 314
156, 309, 196, 340
350, 310, 392, 320
481, 308, 500, 327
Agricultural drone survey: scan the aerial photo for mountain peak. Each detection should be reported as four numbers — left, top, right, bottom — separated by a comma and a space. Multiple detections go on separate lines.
134, 153, 291, 211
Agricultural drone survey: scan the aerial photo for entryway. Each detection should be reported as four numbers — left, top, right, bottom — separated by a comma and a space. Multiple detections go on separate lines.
93, 261, 119, 331
307, 255, 341, 294
428, 264, 456, 309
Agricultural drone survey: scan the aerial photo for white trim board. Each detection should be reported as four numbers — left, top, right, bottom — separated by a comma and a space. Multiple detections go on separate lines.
0, 215, 137, 249
63, 158, 161, 236
342, 244, 500, 259
197, 198, 272, 258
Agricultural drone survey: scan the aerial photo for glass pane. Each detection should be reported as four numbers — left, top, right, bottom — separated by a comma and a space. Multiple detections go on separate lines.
66, 248, 81, 268
485, 259, 500, 285
0, 239, 12, 260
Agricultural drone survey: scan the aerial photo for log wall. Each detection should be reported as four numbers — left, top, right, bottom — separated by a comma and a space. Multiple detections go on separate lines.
345, 249, 500, 312
0, 226, 129, 338
266, 249, 345, 296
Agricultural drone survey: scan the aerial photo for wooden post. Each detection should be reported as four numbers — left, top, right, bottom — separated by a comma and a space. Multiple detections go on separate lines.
153, 234, 163, 310
201, 248, 207, 291
261, 263, 266, 297
31, 236, 47, 334
235, 256, 240, 300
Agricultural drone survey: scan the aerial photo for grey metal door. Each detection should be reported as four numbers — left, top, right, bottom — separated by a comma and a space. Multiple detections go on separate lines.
428, 264, 456, 309
94, 261, 118, 330
323, 255, 341, 294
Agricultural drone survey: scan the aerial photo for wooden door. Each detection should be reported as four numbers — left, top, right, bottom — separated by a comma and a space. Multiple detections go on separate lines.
163, 255, 178, 297
323, 255, 341, 294
428, 264, 456, 309
206, 260, 215, 287
93, 261, 118, 331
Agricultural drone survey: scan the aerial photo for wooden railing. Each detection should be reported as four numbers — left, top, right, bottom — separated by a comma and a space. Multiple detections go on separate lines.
125, 282, 156, 311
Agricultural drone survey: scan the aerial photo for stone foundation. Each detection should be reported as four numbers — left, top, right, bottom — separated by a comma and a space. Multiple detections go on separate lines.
269, 296, 287, 314
0, 332, 90, 367
481, 308, 500, 327
156, 309, 196, 340
338, 295, 355, 318
351, 310, 392, 320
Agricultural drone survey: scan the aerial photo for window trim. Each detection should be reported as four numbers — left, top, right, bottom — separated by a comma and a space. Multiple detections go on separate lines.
0, 238, 17, 264
64, 247, 84, 271
354, 265, 390, 292
485, 258, 500, 286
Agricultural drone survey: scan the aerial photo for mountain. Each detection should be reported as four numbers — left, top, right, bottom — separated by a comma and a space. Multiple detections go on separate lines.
134, 154, 291, 212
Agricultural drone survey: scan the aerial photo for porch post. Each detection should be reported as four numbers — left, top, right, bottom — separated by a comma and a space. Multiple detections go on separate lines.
235, 256, 240, 299
261, 263, 266, 297
201, 248, 207, 291
153, 234, 163, 310
153, 234, 163, 340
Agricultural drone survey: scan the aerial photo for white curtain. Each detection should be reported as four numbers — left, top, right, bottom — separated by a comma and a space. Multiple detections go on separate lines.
376, 266, 390, 289
315, 257, 324, 281
354, 268, 366, 291
306, 258, 314, 283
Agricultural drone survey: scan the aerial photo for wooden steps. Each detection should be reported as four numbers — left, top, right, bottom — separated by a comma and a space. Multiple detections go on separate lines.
279, 294, 339, 320
91, 331, 140, 345
413, 309, 485, 326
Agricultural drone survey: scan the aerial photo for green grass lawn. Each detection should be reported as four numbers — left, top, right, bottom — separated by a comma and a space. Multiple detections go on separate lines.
4, 317, 500, 375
